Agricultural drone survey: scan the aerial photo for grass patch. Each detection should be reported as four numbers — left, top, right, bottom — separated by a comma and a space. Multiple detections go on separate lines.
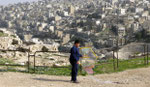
0, 32, 8, 37
29, 66, 71, 76
0, 58, 14, 64
10, 35, 16, 38
0, 58, 28, 72
0, 57, 150, 76
94, 58, 148, 74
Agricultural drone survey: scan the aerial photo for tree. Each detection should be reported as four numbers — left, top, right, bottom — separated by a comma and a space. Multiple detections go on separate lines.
134, 29, 150, 42
111, 25, 118, 36
0, 20, 8, 28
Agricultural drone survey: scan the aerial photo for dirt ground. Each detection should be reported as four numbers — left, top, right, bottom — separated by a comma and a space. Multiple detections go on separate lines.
0, 67, 150, 87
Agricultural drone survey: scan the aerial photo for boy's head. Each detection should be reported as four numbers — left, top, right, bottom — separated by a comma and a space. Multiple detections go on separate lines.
74, 40, 80, 48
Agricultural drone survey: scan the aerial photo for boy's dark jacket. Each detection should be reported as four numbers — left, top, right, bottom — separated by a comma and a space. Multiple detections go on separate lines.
70, 46, 82, 63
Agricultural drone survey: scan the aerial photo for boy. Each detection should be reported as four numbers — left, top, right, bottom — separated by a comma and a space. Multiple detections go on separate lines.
70, 40, 82, 83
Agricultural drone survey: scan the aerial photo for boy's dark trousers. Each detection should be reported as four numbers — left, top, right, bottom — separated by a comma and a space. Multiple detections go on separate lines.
70, 61, 79, 81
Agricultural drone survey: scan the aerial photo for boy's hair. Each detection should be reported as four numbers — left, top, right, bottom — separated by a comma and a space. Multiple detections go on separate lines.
74, 40, 80, 44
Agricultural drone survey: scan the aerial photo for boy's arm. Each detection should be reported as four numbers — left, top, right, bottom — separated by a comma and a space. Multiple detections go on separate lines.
76, 49, 82, 64
77, 48, 82, 58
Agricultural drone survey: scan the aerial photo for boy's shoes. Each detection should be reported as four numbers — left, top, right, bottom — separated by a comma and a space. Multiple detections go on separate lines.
73, 81, 80, 83
71, 80, 80, 83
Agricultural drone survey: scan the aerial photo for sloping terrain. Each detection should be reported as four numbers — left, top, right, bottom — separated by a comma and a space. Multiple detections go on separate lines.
0, 67, 150, 87
116, 43, 150, 59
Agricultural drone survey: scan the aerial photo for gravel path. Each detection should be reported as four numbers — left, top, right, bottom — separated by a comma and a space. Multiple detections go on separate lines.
0, 67, 150, 87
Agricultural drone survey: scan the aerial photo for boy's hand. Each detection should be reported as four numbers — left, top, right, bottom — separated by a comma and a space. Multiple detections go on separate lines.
77, 61, 80, 64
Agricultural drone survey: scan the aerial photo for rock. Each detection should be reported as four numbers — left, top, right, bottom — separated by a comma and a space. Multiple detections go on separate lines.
53, 63, 61, 67
46, 57, 55, 60
5, 62, 9, 65
0, 29, 23, 50
0, 29, 68, 67
19, 62, 25, 66
137, 53, 143, 56
41, 46, 49, 51
28, 44, 58, 52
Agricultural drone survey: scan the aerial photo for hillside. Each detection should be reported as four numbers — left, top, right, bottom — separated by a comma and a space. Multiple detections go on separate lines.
116, 43, 150, 59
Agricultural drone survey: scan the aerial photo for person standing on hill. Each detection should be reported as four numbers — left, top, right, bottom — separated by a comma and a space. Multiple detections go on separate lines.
69, 40, 82, 83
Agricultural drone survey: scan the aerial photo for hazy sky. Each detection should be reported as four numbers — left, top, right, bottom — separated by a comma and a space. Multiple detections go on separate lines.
0, 0, 38, 5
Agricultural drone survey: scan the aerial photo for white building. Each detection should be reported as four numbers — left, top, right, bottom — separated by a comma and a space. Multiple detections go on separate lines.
69, 5, 75, 15
49, 26, 55, 33
120, 9, 126, 15
31, 38, 43, 44
136, 8, 144, 13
